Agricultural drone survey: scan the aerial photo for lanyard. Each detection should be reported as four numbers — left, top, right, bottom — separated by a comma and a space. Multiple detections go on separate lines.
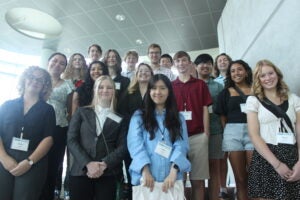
158, 125, 166, 141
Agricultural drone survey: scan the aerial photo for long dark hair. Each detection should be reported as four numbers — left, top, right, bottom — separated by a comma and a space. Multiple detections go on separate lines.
77, 61, 108, 106
224, 60, 252, 89
142, 74, 182, 143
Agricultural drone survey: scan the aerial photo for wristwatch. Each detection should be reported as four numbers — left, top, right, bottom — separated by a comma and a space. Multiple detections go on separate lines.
173, 164, 179, 171
27, 158, 34, 166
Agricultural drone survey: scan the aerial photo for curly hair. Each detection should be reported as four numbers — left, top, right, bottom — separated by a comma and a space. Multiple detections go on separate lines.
224, 60, 253, 89
17, 66, 52, 101
252, 59, 289, 101
61, 53, 87, 81
127, 63, 153, 94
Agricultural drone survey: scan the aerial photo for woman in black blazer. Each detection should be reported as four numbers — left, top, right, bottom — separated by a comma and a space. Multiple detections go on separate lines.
67, 75, 127, 200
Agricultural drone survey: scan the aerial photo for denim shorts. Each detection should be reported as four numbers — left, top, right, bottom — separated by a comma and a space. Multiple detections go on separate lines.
222, 123, 254, 152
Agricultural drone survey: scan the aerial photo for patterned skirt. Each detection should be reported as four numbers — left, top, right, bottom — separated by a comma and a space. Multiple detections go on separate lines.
248, 143, 300, 200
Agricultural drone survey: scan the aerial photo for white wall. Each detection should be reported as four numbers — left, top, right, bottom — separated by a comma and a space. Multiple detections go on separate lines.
218, 0, 300, 94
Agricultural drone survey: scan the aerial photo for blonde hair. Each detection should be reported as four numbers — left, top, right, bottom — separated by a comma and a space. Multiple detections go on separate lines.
252, 59, 289, 101
90, 75, 116, 111
124, 50, 139, 61
61, 53, 87, 81
18, 66, 52, 101
127, 63, 153, 94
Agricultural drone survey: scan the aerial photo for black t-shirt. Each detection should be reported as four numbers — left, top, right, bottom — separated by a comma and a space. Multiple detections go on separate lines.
215, 89, 248, 123
0, 97, 56, 151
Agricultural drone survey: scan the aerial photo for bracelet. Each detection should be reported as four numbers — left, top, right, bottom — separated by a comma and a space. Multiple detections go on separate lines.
274, 162, 281, 169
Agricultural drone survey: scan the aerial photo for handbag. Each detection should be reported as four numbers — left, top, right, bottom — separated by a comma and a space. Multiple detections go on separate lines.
132, 180, 185, 200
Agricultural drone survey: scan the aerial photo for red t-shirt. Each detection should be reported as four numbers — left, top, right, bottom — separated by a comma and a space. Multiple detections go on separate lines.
172, 76, 212, 136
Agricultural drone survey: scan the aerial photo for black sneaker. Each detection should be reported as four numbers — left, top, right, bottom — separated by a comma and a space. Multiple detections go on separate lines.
219, 191, 230, 199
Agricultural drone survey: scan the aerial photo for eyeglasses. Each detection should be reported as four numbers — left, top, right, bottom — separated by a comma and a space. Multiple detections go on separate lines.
27, 75, 46, 84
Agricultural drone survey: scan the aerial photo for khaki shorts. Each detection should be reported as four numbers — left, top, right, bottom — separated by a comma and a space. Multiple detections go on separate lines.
188, 133, 209, 180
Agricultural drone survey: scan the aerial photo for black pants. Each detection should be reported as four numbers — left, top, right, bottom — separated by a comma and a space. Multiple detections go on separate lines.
69, 175, 117, 200
0, 150, 48, 200
40, 126, 68, 200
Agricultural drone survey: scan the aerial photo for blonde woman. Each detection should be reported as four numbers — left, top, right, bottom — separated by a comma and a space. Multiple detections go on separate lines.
246, 60, 300, 199
68, 75, 127, 200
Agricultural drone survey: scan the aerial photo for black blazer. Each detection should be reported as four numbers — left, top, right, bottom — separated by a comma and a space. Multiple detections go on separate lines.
67, 107, 127, 176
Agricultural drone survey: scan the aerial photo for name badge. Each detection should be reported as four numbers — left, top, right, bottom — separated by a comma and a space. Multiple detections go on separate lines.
115, 82, 121, 90
154, 141, 172, 158
107, 112, 122, 123
208, 105, 213, 114
10, 137, 29, 152
277, 132, 295, 145
240, 103, 246, 113
180, 111, 192, 120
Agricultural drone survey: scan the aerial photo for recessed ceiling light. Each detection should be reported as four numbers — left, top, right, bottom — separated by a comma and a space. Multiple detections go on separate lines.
5, 7, 62, 40
115, 14, 126, 21
135, 39, 143, 45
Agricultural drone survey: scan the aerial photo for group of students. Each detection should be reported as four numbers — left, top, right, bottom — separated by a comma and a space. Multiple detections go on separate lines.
0, 42, 300, 200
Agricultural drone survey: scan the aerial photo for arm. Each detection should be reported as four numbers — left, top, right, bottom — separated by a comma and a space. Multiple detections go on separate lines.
220, 115, 227, 129
71, 91, 79, 116
127, 112, 152, 184
247, 111, 292, 179
288, 111, 300, 181
203, 106, 210, 136
10, 136, 53, 176
0, 138, 17, 171
163, 115, 191, 192
67, 109, 93, 171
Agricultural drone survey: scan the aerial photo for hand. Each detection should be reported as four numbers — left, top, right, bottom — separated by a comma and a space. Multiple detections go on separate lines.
10, 159, 31, 176
86, 161, 102, 178
142, 165, 154, 192
99, 161, 107, 173
274, 162, 293, 180
287, 161, 300, 182
162, 167, 177, 193
1, 155, 18, 171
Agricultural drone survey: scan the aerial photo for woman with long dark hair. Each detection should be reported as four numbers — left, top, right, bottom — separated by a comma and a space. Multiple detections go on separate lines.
215, 60, 254, 200
127, 74, 190, 199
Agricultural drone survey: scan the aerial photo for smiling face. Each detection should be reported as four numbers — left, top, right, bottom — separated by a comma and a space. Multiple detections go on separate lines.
174, 56, 191, 74
25, 70, 45, 96
150, 80, 169, 109
97, 79, 114, 104
259, 65, 278, 91
230, 63, 248, 84
89, 46, 101, 62
48, 54, 67, 77
107, 51, 117, 67
72, 54, 84, 69
137, 64, 152, 83
90, 63, 103, 81
125, 54, 138, 69
217, 55, 230, 73
196, 61, 213, 78
148, 47, 161, 65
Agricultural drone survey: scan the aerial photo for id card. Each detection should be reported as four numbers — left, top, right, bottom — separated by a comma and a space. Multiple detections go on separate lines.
240, 103, 246, 113
154, 141, 172, 158
277, 132, 295, 145
208, 105, 213, 114
180, 111, 192, 120
10, 137, 29, 151
115, 82, 121, 90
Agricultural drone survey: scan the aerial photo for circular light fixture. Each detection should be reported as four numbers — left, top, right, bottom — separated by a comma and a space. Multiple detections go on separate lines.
5, 8, 62, 40
115, 14, 126, 21
135, 39, 143, 45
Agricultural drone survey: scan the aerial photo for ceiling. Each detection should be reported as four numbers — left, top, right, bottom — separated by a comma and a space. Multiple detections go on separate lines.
0, 0, 226, 58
